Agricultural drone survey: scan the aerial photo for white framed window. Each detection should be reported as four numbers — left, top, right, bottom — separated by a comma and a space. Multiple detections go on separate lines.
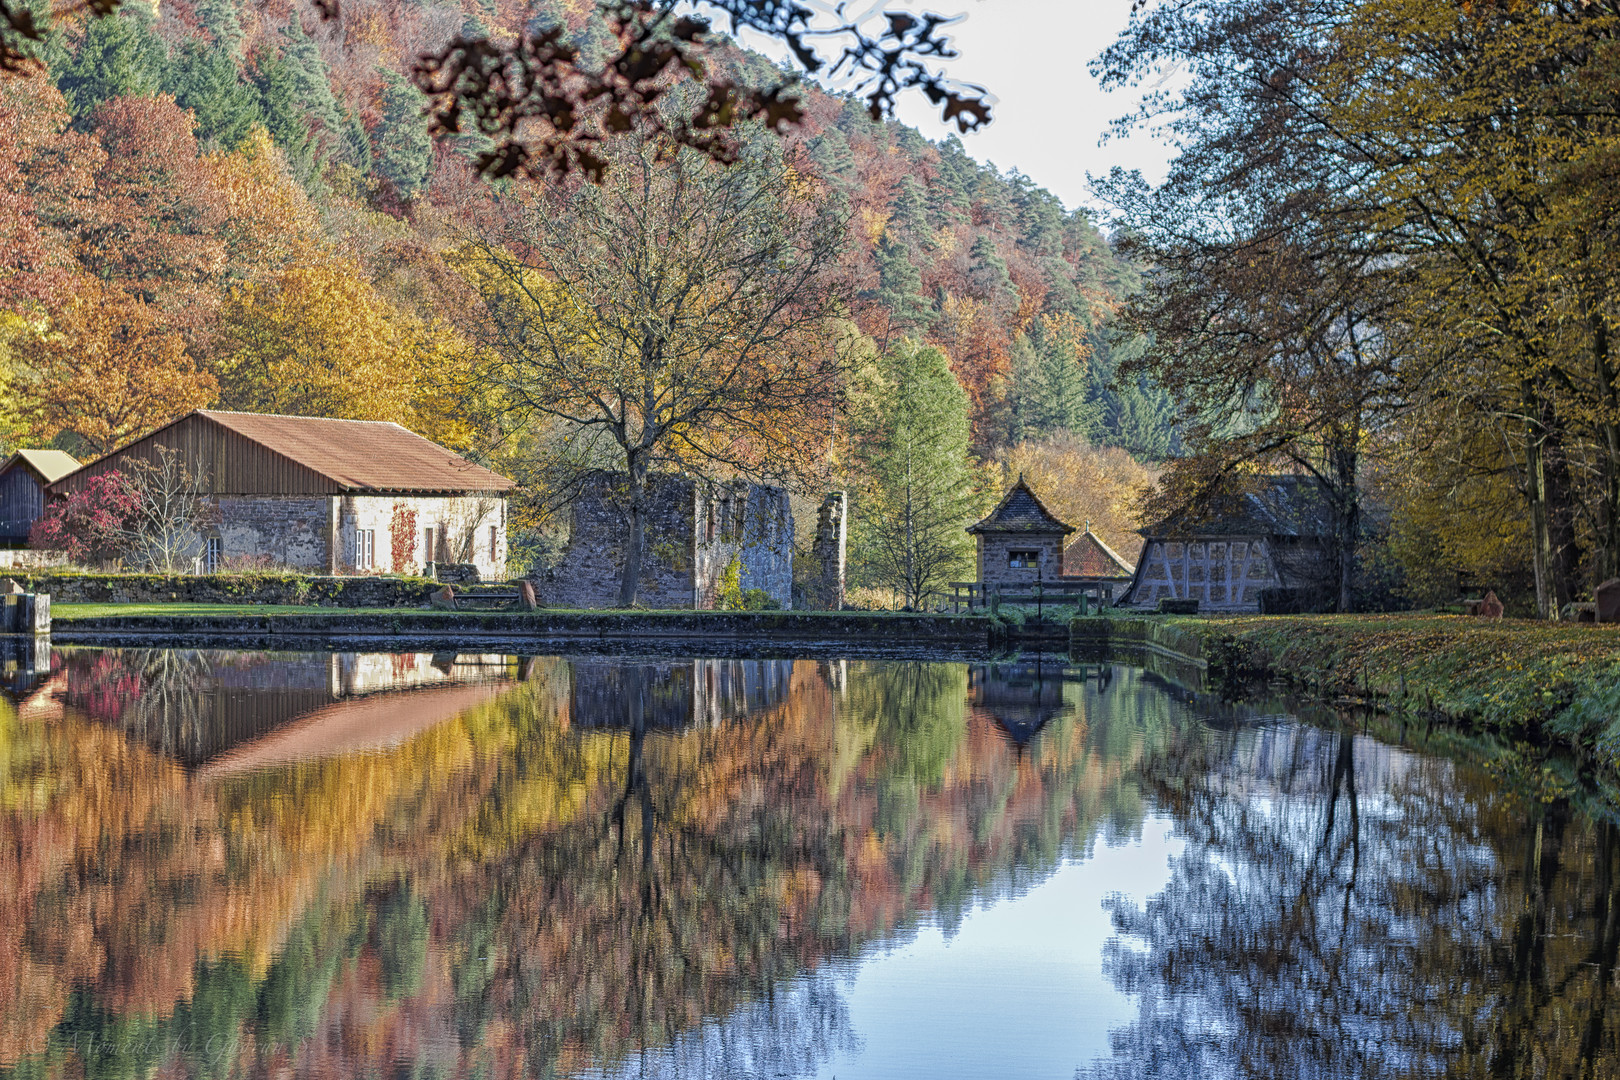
355, 529, 375, 569
205, 537, 222, 574
1008, 549, 1041, 569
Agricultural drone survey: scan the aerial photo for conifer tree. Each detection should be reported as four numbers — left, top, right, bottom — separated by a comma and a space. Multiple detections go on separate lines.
166, 42, 261, 149
374, 69, 432, 198
887, 175, 932, 250
193, 0, 243, 58
851, 338, 977, 608
874, 236, 932, 338
968, 235, 1015, 304
253, 54, 319, 187
54, 9, 165, 123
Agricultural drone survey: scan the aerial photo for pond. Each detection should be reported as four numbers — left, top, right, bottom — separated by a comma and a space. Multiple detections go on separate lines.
1, 646, 1615, 1079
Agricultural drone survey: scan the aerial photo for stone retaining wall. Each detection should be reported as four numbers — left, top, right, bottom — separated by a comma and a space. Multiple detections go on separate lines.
11, 572, 438, 607
50, 609, 996, 651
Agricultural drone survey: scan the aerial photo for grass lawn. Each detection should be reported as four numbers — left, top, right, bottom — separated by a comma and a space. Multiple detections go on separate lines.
1158, 612, 1620, 765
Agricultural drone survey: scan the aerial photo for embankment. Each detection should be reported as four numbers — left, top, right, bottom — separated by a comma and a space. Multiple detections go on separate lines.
1079, 613, 1620, 768
50, 608, 999, 656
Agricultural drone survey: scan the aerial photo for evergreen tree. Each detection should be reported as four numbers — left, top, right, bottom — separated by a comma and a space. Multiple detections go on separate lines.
166, 41, 262, 149
1004, 323, 1102, 444
194, 0, 244, 57
808, 128, 858, 200
887, 174, 933, 249
271, 19, 345, 164
254, 53, 320, 188
852, 339, 978, 607
931, 135, 976, 225
374, 69, 430, 197
54, 8, 166, 123
968, 235, 1016, 304
874, 236, 933, 336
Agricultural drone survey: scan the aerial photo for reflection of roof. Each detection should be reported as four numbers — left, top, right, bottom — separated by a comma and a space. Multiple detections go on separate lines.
1149, 475, 1333, 538
1063, 529, 1136, 578
2, 449, 80, 484
194, 682, 507, 777
968, 476, 1075, 535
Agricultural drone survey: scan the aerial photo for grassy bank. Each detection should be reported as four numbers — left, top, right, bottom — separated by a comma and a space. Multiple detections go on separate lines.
1154, 614, 1620, 767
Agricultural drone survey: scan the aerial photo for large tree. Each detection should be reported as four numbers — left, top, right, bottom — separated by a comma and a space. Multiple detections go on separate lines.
459, 131, 848, 606
850, 338, 977, 608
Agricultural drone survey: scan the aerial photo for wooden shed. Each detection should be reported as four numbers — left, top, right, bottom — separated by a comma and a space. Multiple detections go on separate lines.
0, 449, 80, 546
48, 411, 515, 577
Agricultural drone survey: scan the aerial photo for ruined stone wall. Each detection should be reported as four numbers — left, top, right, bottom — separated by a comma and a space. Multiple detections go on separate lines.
1120, 536, 1283, 612
735, 485, 794, 609
976, 533, 1068, 587
535, 473, 794, 610
802, 492, 847, 609
538, 473, 698, 609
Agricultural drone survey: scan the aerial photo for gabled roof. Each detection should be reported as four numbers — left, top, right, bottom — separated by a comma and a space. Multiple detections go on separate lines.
198, 411, 514, 493
1147, 475, 1332, 538
967, 475, 1075, 536
50, 411, 514, 496
1063, 528, 1137, 579
1, 449, 80, 485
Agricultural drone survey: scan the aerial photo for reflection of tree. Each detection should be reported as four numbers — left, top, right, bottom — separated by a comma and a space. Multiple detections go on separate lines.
1091, 721, 1620, 1080
5, 656, 1177, 1080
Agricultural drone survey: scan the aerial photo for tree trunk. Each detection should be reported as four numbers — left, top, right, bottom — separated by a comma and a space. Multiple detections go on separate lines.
617, 454, 649, 608
1592, 313, 1620, 583
1329, 439, 1359, 614
1523, 386, 1583, 618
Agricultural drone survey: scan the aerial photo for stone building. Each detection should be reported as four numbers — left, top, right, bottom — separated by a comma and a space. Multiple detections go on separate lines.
46, 410, 514, 577
967, 476, 1075, 586
533, 471, 794, 609
1117, 475, 1334, 613
0, 449, 79, 546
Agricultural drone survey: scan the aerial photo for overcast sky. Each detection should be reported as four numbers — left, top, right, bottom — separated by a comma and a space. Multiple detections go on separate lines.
725, 0, 1178, 215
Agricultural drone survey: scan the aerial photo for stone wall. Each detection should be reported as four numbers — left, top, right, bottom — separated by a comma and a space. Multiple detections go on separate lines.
13, 571, 438, 607
535, 473, 794, 609
976, 532, 1068, 587
217, 496, 330, 570
802, 492, 847, 609
207, 494, 507, 579
0, 549, 69, 571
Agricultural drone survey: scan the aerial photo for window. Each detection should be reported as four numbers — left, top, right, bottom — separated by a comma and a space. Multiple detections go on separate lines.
205, 537, 222, 574
423, 527, 436, 565
490, 525, 499, 562
1008, 549, 1041, 569
355, 529, 375, 569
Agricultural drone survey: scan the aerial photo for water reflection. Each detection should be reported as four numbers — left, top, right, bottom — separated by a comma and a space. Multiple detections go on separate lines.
5, 648, 1617, 1079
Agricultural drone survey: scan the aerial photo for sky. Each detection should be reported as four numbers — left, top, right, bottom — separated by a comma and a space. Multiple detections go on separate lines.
725, 0, 1179, 215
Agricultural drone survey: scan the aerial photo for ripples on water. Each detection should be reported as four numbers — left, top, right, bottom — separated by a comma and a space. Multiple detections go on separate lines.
0, 646, 1614, 1079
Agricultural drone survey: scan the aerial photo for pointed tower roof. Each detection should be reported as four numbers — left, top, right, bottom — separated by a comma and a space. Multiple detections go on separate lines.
967, 475, 1075, 536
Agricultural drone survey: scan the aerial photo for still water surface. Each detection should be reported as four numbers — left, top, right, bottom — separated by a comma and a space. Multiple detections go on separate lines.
1, 647, 1615, 1078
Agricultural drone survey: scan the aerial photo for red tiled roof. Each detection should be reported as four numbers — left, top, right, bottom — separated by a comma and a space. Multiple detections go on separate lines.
1063, 530, 1137, 579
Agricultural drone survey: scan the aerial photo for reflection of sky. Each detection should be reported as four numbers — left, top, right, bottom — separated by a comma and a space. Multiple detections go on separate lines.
811, 819, 1182, 1079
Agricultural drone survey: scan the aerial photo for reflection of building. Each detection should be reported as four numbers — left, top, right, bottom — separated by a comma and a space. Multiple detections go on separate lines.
50, 648, 511, 767
968, 659, 1074, 746
569, 658, 797, 730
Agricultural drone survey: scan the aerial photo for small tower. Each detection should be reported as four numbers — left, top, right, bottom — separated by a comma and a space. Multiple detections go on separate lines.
966, 475, 1074, 587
